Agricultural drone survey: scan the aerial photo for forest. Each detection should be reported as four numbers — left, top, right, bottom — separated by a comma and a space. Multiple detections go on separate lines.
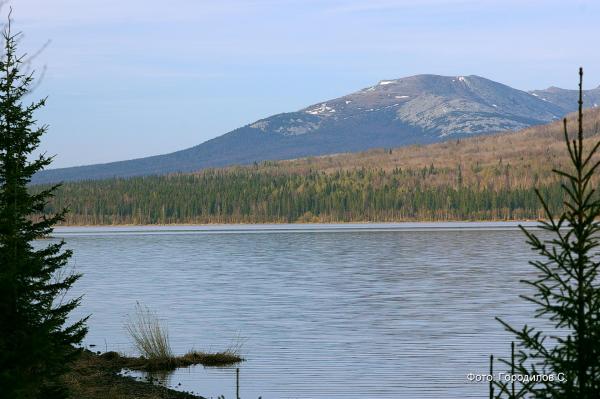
34, 166, 565, 225
33, 108, 600, 225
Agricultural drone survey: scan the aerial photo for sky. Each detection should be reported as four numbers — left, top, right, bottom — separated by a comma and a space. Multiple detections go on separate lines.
10, 0, 600, 168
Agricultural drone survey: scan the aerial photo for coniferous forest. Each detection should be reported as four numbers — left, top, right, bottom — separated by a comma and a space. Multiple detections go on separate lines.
35, 167, 565, 225
34, 108, 600, 225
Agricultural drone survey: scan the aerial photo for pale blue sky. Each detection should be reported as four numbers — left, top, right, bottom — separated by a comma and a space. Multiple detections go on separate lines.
13, 0, 600, 167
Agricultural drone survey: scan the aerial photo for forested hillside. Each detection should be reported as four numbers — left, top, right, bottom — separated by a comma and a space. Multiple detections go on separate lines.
34, 108, 600, 225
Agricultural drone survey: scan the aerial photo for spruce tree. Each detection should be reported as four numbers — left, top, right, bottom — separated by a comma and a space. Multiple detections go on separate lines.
0, 17, 87, 398
493, 69, 600, 398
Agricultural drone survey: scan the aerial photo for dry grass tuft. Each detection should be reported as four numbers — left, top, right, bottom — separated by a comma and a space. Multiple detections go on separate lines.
126, 302, 173, 362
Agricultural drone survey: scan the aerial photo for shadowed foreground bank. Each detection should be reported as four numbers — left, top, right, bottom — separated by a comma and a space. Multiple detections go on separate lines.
65, 349, 243, 398
64, 350, 204, 399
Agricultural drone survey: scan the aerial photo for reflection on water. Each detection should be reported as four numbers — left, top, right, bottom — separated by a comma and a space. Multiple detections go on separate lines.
120, 368, 174, 388
50, 223, 545, 399
120, 366, 240, 398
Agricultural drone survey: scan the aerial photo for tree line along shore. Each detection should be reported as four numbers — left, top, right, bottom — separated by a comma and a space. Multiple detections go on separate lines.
33, 108, 600, 225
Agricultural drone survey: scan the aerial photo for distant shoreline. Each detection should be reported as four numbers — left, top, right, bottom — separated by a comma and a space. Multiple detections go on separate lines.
52, 220, 542, 233
55, 219, 539, 227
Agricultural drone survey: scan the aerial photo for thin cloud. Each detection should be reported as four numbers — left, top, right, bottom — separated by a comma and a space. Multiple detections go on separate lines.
326, 0, 589, 13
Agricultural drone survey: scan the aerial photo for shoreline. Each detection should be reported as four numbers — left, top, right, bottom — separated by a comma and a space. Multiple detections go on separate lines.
66, 350, 205, 399
54, 219, 541, 229
49, 220, 544, 236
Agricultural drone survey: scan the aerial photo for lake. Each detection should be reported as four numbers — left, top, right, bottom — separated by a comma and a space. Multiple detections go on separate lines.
51, 222, 544, 399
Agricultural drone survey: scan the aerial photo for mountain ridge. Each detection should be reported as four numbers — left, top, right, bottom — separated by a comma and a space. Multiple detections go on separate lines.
32, 73, 599, 184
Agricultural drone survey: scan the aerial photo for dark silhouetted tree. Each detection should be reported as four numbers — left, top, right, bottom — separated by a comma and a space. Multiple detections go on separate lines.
494, 68, 600, 398
0, 15, 87, 398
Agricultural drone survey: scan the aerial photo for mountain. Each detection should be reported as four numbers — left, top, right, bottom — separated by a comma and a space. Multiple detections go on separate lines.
529, 85, 600, 112
32, 74, 596, 184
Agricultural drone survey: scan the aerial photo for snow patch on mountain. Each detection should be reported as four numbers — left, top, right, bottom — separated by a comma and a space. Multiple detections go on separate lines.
306, 103, 336, 115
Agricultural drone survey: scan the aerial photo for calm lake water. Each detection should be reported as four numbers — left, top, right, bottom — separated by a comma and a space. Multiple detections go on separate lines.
51, 222, 545, 399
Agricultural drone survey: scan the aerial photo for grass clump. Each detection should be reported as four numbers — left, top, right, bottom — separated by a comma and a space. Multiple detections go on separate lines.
101, 350, 243, 372
179, 350, 243, 368
126, 302, 173, 363
124, 303, 244, 371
